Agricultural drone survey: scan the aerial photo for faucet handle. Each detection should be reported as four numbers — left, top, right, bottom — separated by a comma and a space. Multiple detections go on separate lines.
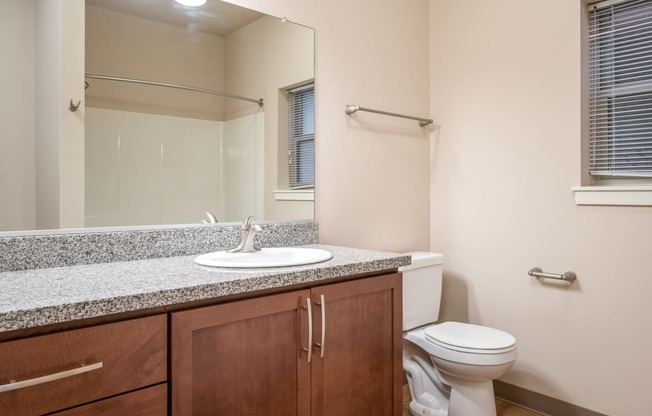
242, 215, 255, 229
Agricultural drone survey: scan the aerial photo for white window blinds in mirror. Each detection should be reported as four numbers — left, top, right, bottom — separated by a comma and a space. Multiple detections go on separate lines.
588, 0, 652, 177
288, 83, 315, 189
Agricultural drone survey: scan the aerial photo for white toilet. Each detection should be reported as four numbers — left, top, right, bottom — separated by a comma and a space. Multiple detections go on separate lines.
400, 252, 517, 416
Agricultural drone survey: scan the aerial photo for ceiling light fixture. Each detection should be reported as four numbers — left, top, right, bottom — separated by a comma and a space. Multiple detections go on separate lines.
174, 0, 206, 6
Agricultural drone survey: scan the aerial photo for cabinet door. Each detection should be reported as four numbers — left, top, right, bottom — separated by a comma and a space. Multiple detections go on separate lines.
171, 289, 311, 416
310, 273, 402, 416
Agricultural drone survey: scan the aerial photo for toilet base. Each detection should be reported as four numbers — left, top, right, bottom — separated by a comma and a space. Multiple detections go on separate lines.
405, 370, 498, 416
403, 329, 516, 416
408, 399, 447, 416
447, 378, 496, 416
404, 343, 449, 415
432, 356, 510, 416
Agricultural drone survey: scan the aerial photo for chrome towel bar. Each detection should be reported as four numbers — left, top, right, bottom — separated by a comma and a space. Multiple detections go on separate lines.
528, 267, 577, 283
345, 104, 433, 127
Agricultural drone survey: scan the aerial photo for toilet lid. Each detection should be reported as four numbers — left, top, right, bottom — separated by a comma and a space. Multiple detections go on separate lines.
425, 322, 516, 353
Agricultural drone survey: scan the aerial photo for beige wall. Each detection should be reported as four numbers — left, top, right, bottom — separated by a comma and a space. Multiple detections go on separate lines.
35, 0, 85, 230
1, 0, 84, 232
225, 0, 432, 251
58, 0, 85, 229
224, 15, 314, 221
0, 0, 36, 231
430, 1, 652, 414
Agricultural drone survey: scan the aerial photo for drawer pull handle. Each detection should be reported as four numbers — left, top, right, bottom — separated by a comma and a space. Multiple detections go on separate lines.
0, 362, 103, 393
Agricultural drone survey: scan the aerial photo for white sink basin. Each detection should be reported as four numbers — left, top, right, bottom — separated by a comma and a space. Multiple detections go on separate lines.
194, 247, 333, 269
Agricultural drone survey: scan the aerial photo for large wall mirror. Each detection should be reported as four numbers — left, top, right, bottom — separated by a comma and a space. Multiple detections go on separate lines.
0, 0, 315, 234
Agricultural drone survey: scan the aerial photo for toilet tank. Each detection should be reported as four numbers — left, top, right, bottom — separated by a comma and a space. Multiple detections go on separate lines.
399, 252, 444, 331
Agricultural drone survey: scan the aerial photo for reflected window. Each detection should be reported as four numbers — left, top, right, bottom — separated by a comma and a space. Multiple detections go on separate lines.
288, 83, 315, 189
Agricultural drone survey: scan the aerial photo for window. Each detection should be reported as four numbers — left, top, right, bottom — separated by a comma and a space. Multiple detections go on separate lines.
588, 0, 652, 178
287, 83, 314, 189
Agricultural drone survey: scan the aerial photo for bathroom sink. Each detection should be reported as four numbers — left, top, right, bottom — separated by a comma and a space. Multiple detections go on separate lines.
194, 247, 333, 268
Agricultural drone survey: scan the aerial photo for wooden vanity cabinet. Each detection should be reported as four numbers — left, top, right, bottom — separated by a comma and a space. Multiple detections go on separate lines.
0, 270, 401, 415
171, 289, 312, 416
310, 274, 403, 415
171, 272, 402, 416
0, 315, 167, 416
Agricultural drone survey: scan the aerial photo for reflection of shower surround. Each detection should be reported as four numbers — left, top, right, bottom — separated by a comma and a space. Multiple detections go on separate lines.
84, 108, 263, 228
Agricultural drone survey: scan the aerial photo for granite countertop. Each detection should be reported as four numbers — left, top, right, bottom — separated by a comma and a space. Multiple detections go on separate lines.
0, 245, 410, 333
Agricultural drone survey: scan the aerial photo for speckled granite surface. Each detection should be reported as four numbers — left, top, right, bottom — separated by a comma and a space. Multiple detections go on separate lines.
0, 221, 318, 272
0, 245, 410, 333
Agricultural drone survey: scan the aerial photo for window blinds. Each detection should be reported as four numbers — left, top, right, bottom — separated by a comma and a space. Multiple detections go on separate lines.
288, 84, 315, 189
588, 0, 652, 177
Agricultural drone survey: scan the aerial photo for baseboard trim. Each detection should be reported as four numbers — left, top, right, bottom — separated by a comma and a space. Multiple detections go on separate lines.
494, 381, 608, 416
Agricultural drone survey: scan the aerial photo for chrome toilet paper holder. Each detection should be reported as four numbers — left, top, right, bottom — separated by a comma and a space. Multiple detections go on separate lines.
528, 267, 577, 283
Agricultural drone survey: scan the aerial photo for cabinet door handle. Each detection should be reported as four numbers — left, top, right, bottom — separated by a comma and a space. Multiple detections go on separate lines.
302, 297, 313, 363
315, 294, 325, 358
0, 362, 103, 393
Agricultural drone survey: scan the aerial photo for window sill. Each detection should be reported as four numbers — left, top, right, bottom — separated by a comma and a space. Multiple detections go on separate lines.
273, 190, 314, 201
571, 186, 652, 206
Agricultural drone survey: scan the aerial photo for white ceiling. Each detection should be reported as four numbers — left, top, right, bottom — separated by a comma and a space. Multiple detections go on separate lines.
85, 0, 265, 37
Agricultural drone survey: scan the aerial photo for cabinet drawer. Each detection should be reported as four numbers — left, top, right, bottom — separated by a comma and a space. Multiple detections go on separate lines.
52, 384, 167, 416
0, 315, 167, 416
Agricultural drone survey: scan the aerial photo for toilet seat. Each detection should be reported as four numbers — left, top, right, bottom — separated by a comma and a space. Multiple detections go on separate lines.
404, 325, 517, 366
425, 322, 516, 355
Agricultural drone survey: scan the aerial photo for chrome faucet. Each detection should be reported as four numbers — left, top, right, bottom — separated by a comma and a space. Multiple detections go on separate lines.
227, 216, 263, 253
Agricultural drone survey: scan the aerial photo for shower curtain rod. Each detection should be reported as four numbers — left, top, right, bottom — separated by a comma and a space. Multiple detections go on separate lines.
85, 74, 264, 107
